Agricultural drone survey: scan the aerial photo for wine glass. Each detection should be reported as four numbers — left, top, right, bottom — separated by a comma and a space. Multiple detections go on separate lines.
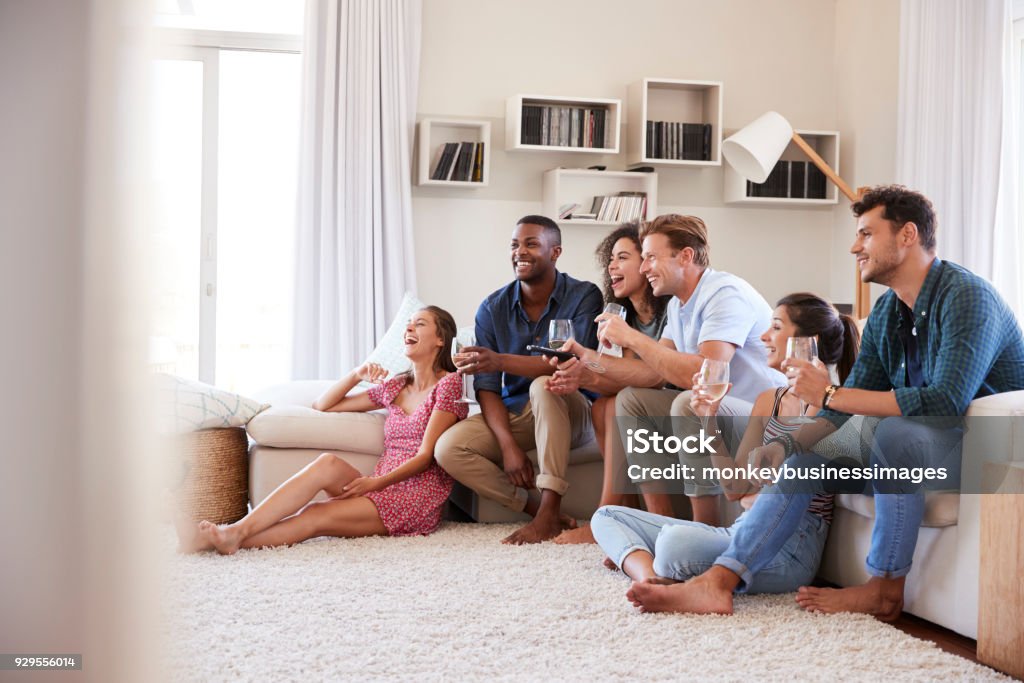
451, 330, 477, 404
785, 336, 818, 423
695, 358, 730, 434
548, 319, 575, 350
584, 303, 628, 374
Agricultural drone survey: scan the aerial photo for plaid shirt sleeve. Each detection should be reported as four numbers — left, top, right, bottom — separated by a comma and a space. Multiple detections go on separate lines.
819, 306, 894, 420
894, 285, 1005, 416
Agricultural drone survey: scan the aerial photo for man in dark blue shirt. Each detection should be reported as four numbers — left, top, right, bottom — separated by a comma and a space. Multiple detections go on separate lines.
435, 215, 603, 544
625, 185, 1024, 619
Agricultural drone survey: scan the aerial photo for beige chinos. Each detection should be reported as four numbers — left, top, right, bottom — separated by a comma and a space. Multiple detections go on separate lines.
435, 376, 593, 511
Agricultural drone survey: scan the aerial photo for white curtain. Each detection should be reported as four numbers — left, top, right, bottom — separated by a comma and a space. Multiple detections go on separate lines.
292, 0, 421, 379
897, 0, 1022, 316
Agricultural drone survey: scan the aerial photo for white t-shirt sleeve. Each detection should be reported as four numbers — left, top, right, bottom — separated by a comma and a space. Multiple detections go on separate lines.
696, 287, 755, 348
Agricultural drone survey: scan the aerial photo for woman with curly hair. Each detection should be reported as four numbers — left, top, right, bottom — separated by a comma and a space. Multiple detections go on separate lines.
550, 222, 670, 544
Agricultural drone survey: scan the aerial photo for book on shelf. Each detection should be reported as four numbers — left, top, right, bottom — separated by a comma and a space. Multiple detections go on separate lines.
450, 142, 476, 181
430, 142, 460, 181
571, 212, 597, 220
471, 142, 485, 182
645, 120, 712, 161
807, 164, 827, 199
789, 160, 806, 199
745, 160, 829, 199
519, 103, 610, 149
558, 202, 581, 219
589, 191, 648, 223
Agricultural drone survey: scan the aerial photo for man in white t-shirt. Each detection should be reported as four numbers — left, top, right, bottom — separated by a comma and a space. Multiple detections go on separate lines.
564, 214, 785, 524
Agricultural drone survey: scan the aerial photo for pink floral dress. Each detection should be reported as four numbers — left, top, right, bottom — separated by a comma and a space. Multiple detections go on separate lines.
364, 372, 468, 536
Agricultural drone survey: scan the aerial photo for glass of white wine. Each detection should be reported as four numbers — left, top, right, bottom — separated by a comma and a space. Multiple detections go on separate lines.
696, 358, 730, 434
697, 359, 730, 401
548, 319, 575, 351
451, 330, 477, 404
585, 303, 628, 374
785, 336, 818, 423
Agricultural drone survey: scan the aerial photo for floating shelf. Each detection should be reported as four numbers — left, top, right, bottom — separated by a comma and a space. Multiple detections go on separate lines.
627, 78, 723, 167
723, 129, 840, 205
542, 168, 657, 227
417, 118, 490, 187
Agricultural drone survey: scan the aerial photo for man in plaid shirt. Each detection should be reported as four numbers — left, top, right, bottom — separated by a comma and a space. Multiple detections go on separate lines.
625, 185, 1024, 619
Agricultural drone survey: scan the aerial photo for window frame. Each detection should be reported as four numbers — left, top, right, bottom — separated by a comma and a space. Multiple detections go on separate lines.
153, 27, 300, 384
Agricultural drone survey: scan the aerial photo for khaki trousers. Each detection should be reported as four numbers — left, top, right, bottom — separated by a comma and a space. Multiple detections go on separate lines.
435, 376, 593, 511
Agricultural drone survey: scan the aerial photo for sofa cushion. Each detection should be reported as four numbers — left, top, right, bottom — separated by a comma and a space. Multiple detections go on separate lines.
965, 389, 1024, 416
363, 291, 428, 377
247, 407, 385, 453
156, 373, 268, 434
835, 491, 960, 528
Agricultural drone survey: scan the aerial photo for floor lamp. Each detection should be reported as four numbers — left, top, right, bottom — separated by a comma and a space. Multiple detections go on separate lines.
721, 111, 872, 319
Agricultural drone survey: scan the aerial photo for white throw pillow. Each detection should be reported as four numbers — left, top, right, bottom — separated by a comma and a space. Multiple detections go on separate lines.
156, 374, 269, 434
362, 291, 427, 377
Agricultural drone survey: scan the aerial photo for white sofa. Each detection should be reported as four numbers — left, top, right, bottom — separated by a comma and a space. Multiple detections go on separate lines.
246, 380, 606, 522
247, 380, 1024, 640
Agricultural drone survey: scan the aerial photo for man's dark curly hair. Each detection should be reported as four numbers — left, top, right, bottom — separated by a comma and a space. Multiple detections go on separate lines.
851, 185, 937, 252
594, 221, 669, 326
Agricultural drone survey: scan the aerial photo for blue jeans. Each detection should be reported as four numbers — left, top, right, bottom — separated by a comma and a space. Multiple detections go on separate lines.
717, 417, 964, 585
590, 502, 829, 594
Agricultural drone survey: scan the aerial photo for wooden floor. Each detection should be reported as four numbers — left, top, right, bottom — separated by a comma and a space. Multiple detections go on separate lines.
890, 612, 979, 663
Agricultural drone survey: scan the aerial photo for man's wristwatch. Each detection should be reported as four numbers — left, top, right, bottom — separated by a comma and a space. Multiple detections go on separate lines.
822, 384, 840, 409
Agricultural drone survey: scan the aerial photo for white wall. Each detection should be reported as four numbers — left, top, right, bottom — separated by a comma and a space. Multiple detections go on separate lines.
832, 0, 902, 307
412, 0, 901, 326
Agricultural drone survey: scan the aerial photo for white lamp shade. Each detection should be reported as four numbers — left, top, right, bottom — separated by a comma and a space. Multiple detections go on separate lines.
721, 111, 794, 184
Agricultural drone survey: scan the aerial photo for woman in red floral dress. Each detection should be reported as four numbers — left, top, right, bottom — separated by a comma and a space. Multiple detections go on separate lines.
185, 306, 468, 554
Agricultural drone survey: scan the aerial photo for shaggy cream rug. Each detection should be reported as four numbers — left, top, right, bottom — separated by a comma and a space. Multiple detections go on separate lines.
163, 523, 1006, 682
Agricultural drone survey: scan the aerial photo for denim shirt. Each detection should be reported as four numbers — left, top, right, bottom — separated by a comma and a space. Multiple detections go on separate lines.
473, 271, 603, 413
822, 259, 1024, 418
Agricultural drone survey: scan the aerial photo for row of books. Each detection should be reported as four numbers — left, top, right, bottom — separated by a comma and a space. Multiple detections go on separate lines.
747, 160, 828, 199
561, 191, 647, 222
519, 105, 609, 149
645, 121, 711, 161
429, 141, 485, 182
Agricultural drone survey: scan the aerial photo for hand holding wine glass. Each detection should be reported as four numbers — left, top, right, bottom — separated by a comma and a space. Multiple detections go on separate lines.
694, 358, 729, 430
585, 303, 628, 374
451, 331, 478, 404
689, 368, 732, 418
784, 336, 818, 422
695, 359, 730, 400
548, 319, 575, 351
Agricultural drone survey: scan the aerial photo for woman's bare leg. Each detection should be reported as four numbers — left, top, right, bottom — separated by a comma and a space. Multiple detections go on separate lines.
555, 396, 638, 545
227, 496, 387, 552
193, 453, 361, 554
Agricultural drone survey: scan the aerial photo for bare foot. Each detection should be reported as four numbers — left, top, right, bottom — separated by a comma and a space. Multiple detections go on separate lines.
176, 519, 214, 554
559, 513, 577, 531
626, 573, 734, 615
602, 556, 619, 571
198, 520, 245, 556
553, 524, 595, 545
795, 578, 904, 621
502, 515, 565, 545
643, 576, 681, 586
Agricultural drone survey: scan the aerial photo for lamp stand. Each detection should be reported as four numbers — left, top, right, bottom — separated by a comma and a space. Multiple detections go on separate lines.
791, 132, 873, 319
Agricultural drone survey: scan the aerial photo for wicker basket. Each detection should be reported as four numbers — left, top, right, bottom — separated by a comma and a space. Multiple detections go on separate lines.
174, 427, 249, 525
